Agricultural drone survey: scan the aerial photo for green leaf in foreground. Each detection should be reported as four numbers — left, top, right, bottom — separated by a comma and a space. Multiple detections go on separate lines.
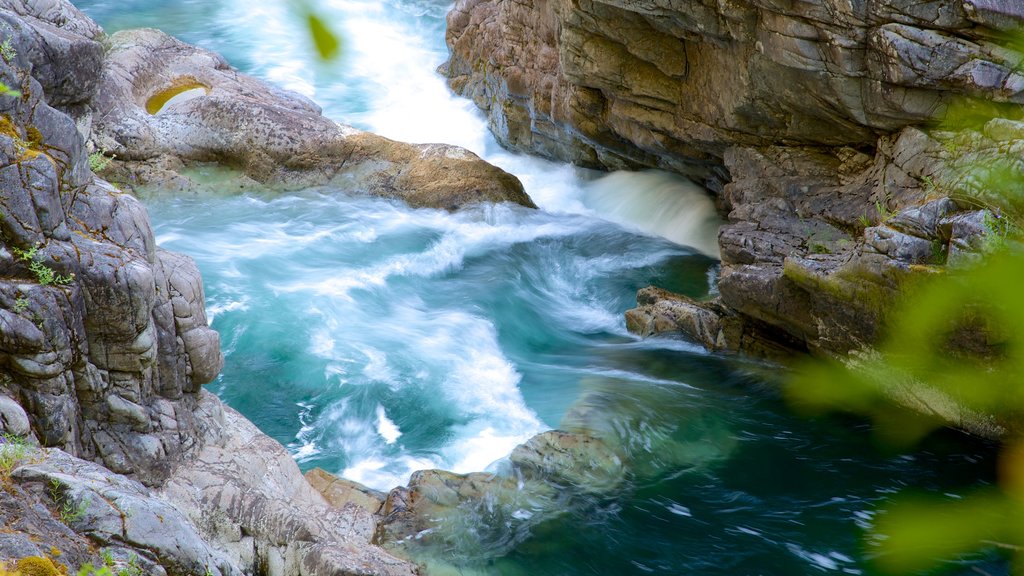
305, 11, 340, 61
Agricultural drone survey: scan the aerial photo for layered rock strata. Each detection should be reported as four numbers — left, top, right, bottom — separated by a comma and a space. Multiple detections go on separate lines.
443, 0, 1024, 182
443, 0, 1024, 363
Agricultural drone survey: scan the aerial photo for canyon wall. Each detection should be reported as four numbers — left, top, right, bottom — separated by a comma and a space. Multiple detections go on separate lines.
444, 0, 1024, 361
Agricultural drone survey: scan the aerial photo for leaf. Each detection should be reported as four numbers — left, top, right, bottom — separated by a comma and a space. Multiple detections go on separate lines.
872, 492, 1012, 574
0, 81, 21, 98
306, 11, 340, 61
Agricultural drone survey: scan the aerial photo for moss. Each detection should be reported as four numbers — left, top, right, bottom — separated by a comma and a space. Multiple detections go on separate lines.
24, 125, 42, 147
145, 79, 208, 115
0, 114, 18, 139
14, 556, 62, 576
782, 258, 898, 319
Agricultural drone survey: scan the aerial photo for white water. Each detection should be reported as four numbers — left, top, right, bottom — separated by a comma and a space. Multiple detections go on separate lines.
219, 0, 720, 236
180, 0, 721, 488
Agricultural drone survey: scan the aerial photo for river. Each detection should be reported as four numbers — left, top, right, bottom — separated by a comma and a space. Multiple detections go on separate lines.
75, 1, 1003, 574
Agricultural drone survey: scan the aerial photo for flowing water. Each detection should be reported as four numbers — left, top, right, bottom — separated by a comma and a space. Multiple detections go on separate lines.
76, 1, 1004, 574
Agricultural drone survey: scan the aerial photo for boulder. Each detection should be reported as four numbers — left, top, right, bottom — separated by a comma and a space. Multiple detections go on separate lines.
90, 28, 534, 211
159, 393, 417, 576
12, 449, 240, 576
305, 467, 386, 516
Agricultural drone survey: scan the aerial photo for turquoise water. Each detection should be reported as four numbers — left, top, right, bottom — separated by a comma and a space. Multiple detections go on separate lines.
76, 1, 1004, 574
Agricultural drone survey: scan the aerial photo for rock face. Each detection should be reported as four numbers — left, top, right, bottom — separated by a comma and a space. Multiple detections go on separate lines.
0, 0, 221, 488
88, 28, 534, 211
443, 0, 1024, 183
444, 0, 1023, 361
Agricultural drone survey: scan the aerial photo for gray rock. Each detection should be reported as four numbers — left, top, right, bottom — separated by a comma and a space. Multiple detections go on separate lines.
159, 393, 418, 576
90, 28, 534, 211
0, 394, 30, 436
864, 225, 942, 264
442, 0, 1023, 179
12, 448, 241, 576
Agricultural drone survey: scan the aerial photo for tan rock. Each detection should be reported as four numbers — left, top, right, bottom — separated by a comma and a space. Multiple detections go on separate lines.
304, 467, 385, 516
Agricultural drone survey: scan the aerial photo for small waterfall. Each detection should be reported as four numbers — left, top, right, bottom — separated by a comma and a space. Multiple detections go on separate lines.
583, 170, 722, 258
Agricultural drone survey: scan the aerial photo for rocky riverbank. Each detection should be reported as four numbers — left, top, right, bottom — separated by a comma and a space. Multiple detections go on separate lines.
1, 0, 1020, 573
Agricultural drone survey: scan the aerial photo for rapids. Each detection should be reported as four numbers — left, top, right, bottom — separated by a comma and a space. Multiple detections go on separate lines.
76, 1, 1003, 574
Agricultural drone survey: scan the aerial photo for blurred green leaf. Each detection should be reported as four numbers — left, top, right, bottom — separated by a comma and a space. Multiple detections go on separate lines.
0, 81, 20, 98
873, 491, 1011, 574
305, 10, 340, 61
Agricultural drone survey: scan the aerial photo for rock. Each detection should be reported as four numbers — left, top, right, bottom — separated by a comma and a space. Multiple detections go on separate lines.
0, 2, 227, 486
90, 28, 534, 211
509, 430, 625, 493
0, 394, 30, 436
625, 286, 724, 348
442, 0, 1023, 180
12, 448, 240, 576
159, 393, 417, 576
864, 225, 942, 264
305, 467, 386, 516
0, 0, 104, 108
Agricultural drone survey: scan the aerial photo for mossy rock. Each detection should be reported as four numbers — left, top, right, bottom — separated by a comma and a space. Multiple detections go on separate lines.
14, 556, 63, 576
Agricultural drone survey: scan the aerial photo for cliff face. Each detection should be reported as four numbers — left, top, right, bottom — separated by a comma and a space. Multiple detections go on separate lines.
444, 0, 1024, 365
444, 0, 1023, 183
0, 0, 222, 486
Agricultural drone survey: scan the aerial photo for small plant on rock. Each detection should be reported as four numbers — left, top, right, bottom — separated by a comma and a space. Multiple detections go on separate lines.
48, 478, 89, 525
0, 39, 15, 64
12, 244, 74, 286
0, 433, 31, 479
87, 150, 115, 173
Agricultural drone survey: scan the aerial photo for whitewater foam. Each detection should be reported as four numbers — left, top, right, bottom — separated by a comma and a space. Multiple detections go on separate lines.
583, 170, 722, 258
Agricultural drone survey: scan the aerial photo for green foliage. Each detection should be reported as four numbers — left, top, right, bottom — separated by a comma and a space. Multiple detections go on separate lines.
0, 82, 21, 98
0, 433, 31, 478
12, 296, 28, 313
784, 28, 1024, 574
48, 478, 89, 525
12, 244, 75, 286
292, 1, 341, 61
88, 150, 115, 173
788, 119, 1024, 576
75, 564, 112, 576
306, 11, 340, 60
0, 39, 15, 64
75, 550, 144, 576
874, 199, 894, 222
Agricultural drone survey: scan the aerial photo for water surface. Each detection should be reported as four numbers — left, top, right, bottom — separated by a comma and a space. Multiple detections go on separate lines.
76, 1, 1005, 574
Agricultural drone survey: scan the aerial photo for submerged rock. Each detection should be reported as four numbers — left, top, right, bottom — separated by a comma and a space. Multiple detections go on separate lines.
377, 375, 737, 570
90, 28, 534, 211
